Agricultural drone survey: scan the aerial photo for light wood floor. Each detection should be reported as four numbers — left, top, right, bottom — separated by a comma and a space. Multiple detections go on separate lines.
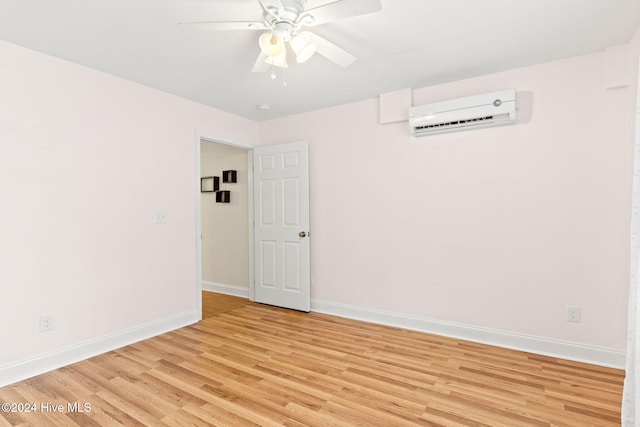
202, 291, 250, 319
0, 294, 624, 426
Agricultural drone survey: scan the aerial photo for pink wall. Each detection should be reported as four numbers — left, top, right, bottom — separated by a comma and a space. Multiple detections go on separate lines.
260, 47, 639, 351
0, 39, 258, 368
1, 26, 638, 378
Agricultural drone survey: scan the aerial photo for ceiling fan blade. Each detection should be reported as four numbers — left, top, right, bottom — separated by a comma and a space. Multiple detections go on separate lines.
259, 0, 284, 14
303, 0, 382, 26
252, 52, 271, 72
177, 21, 267, 31
302, 31, 355, 68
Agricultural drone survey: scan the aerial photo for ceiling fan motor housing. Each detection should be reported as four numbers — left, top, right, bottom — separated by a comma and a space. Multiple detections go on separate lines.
263, 0, 309, 40
273, 22, 295, 41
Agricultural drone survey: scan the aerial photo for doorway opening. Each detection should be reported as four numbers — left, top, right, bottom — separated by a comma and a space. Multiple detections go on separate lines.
195, 132, 254, 319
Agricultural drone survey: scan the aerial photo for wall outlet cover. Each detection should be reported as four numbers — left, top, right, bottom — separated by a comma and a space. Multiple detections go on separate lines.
154, 211, 167, 224
567, 305, 581, 323
39, 314, 54, 332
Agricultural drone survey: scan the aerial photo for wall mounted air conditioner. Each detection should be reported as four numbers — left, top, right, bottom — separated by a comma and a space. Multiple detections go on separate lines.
409, 89, 517, 137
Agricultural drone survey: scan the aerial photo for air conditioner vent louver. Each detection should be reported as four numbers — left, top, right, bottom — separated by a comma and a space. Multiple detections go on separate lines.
414, 115, 496, 131
409, 90, 516, 137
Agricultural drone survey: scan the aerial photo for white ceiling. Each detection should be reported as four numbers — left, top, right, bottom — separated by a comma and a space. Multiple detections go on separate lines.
1, 0, 639, 121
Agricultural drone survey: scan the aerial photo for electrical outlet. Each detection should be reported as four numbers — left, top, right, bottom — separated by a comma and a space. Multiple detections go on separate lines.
154, 211, 167, 224
39, 315, 54, 332
567, 305, 581, 323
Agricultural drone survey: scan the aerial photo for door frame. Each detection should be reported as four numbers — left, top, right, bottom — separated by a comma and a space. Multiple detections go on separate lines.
195, 130, 255, 319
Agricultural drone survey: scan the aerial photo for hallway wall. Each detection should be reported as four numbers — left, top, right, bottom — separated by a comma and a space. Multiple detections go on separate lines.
200, 142, 249, 290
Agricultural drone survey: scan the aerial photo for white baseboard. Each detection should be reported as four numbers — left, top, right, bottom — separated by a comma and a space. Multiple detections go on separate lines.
0, 310, 199, 387
1, 298, 624, 388
203, 281, 250, 298
311, 299, 626, 369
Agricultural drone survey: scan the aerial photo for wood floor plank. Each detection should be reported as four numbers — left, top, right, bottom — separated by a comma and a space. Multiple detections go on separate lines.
202, 291, 250, 319
161, 405, 215, 427
0, 294, 624, 426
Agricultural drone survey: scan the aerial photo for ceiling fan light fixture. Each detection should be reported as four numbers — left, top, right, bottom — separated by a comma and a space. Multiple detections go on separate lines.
290, 34, 316, 63
258, 32, 284, 57
265, 48, 287, 68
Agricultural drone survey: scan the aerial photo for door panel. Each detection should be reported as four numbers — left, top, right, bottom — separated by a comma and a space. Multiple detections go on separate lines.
261, 240, 277, 288
254, 141, 310, 312
284, 178, 300, 225
260, 180, 277, 225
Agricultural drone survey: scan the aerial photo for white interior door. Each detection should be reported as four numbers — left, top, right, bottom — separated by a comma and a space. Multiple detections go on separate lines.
253, 141, 310, 312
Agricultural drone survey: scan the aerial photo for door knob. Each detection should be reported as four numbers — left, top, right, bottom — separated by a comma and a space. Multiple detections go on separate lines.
299, 231, 307, 238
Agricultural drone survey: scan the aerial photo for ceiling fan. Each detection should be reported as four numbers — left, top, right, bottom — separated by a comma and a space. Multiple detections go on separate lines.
178, 0, 382, 73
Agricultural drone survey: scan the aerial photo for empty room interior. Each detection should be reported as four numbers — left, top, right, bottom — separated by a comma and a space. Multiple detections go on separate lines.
2, 0, 640, 425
